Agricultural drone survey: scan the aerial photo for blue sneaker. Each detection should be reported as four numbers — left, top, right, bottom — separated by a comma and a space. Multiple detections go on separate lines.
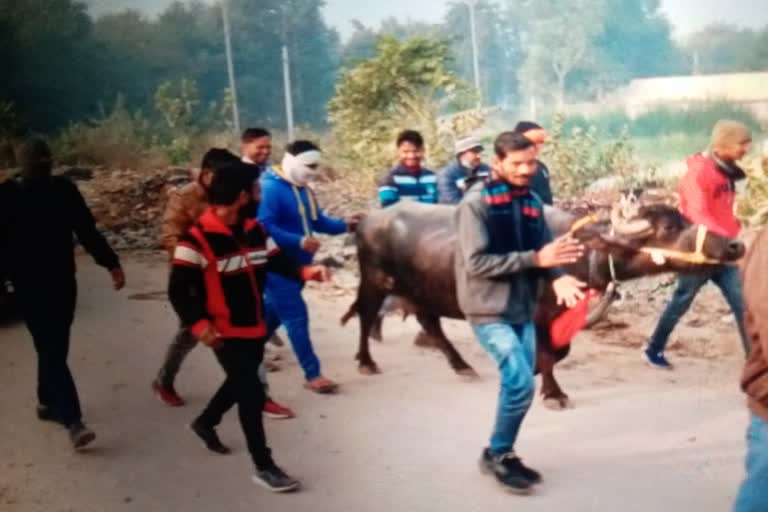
643, 347, 673, 369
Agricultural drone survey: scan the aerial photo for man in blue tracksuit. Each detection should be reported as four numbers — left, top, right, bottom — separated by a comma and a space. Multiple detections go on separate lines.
438, 136, 491, 204
258, 140, 362, 393
378, 130, 438, 206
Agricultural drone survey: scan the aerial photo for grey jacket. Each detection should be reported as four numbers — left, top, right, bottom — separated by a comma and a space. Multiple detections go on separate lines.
454, 181, 559, 325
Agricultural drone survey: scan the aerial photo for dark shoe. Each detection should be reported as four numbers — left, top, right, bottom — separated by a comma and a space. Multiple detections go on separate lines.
479, 449, 535, 494
152, 380, 186, 407
643, 347, 673, 369
252, 464, 301, 493
190, 420, 231, 455
36, 404, 65, 425
68, 422, 96, 450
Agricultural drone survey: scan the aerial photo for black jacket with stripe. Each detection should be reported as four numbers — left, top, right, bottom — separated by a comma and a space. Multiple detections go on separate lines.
168, 208, 304, 340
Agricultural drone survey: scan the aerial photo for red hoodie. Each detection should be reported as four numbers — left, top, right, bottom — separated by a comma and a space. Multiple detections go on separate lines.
678, 153, 741, 238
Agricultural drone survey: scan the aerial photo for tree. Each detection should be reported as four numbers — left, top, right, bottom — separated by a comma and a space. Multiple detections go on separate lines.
685, 24, 761, 74
329, 36, 472, 177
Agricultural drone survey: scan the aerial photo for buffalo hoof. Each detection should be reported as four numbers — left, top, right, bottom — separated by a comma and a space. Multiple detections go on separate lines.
414, 331, 437, 349
455, 367, 480, 380
542, 395, 573, 411
358, 364, 381, 376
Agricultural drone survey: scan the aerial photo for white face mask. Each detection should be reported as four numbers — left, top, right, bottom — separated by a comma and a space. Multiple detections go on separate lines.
281, 150, 321, 187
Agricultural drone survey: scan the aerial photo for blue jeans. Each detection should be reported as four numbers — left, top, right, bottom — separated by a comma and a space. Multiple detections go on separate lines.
648, 266, 748, 355
734, 414, 768, 512
473, 321, 536, 456
264, 273, 321, 381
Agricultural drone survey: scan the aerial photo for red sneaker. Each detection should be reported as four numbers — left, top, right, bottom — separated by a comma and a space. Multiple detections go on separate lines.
152, 380, 185, 407
263, 398, 295, 419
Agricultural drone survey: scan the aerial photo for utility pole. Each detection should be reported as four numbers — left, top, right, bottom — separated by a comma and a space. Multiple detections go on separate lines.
467, 0, 482, 108
221, 0, 240, 134
282, 44, 295, 141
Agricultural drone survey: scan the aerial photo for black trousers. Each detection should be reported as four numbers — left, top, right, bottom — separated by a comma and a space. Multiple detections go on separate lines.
17, 277, 81, 427
197, 339, 272, 470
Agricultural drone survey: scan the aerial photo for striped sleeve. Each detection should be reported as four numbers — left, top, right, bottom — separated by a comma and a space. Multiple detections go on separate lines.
172, 234, 208, 268
378, 169, 400, 207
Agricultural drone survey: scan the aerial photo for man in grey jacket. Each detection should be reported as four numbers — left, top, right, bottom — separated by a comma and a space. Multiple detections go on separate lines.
455, 131, 585, 494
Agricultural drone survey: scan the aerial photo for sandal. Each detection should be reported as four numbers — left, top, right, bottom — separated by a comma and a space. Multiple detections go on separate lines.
304, 376, 339, 394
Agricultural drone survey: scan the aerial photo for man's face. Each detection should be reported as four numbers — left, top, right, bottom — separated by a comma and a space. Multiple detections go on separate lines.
199, 169, 214, 189
241, 136, 272, 165
398, 142, 424, 169
493, 147, 538, 187
459, 148, 483, 170
716, 139, 752, 162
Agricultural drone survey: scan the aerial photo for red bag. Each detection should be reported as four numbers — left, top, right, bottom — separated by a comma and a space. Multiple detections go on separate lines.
549, 289, 600, 349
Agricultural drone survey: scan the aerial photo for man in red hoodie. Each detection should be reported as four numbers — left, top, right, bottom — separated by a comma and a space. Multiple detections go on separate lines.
644, 120, 752, 369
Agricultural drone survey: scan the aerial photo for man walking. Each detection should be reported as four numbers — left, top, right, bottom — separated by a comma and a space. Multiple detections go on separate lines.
644, 120, 751, 369
258, 140, 362, 393
0, 137, 125, 449
455, 131, 584, 493
168, 162, 330, 492
438, 136, 490, 204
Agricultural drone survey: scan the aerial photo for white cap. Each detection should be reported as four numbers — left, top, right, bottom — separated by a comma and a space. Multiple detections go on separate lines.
454, 136, 483, 156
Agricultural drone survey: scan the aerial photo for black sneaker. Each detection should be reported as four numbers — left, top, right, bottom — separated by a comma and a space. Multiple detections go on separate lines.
479, 449, 537, 493
68, 422, 96, 450
252, 464, 301, 493
37, 404, 65, 425
190, 420, 231, 455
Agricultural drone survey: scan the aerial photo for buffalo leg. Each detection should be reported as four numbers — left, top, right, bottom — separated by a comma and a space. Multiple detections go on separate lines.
355, 282, 387, 375
415, 314, 476, 377
535, 328, 573, 410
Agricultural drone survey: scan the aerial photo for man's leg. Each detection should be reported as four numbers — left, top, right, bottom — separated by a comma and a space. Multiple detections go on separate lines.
646, 272, 710, 360
191, 357, 236, 455
156, 326, 198, 389
712, 265, 750, 354
734, 414, 768, 512
473, 321, 538, 492
266, 275, 321, 382
261, 300, 296, 419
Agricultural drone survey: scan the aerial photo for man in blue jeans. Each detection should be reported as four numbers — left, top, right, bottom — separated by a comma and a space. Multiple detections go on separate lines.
258, 140, 363, 393
644, 121, 752, 369
455, 131, 585, 494
736, 223, 768, 511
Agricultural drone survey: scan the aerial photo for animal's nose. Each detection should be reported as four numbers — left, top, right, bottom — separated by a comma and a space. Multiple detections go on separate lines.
728, 240, 746, 258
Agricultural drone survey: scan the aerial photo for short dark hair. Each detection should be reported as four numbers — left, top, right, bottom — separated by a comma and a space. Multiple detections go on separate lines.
514, 121, 543, 133
207, 162, 254, 206
18, 136, 52, 165
241, 127, 271, 142
200, 148, 239, 172
396, 130, 424, 148
494, 131, 535, 159
286, 140, 320, 156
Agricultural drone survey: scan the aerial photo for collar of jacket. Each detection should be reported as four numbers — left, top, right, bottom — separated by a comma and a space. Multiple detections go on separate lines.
703, 148, 747, 182
198, 208, 257, 235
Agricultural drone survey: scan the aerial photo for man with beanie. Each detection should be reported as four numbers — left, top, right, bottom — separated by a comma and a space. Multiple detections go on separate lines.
438, 136, 491, 204
644, 120, 752, 369
515, 121, 554, 205
258, 141, 363, 393
169, 161, 330, 492
0, 136, 124, 449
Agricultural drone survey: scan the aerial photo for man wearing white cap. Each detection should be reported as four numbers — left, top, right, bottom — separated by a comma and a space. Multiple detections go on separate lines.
438, 136, 490, 204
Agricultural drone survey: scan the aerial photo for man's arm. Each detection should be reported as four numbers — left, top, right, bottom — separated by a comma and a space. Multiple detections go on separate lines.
681, 168, 730, 236
160, 189, 193, 259
438, 167, 463, 205
456, 197, 537, 278
308, 190, 347, 235
168, 236, 210, 338
538, 218, 564, 281
66, 179, 121, 271
378, 170, 400, 208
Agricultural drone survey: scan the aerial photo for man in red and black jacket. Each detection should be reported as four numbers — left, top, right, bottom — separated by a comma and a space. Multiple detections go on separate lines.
168, 162, 329, 493
644, 120, 752, 369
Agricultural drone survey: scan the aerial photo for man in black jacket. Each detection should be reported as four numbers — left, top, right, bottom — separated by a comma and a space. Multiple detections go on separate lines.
0, 137, 125, 449
515, 121, 554, 205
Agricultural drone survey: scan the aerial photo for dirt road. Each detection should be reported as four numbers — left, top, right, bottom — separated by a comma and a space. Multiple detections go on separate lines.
0, 254, 750, 512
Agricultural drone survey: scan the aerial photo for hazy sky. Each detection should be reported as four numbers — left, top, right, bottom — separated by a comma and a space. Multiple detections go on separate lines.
86, 0, 768, 40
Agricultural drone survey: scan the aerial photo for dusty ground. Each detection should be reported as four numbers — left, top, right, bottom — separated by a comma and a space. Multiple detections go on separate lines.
0, 253, 751, 512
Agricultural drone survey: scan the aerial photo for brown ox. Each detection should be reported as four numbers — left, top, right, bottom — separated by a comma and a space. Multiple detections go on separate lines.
341, 199, 745, 408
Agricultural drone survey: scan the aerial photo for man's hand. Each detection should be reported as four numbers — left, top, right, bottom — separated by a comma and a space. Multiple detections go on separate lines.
302, 265, 332, 282
301, 236, 322, 254
345, 213, 366, 232
110, 268, 126, 291
552, 275, 587, 308
199, 325, 223, 349
536, 236, 584, 268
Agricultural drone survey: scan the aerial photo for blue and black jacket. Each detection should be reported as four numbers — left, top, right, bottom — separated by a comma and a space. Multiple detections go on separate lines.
378, 165, 438, 207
